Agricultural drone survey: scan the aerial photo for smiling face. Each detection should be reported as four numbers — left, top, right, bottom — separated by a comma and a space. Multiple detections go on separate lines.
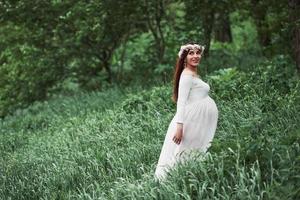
186, 48, 202, 68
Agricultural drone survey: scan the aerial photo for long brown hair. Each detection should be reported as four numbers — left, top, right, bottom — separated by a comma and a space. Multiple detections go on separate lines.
172, 42, 197, 103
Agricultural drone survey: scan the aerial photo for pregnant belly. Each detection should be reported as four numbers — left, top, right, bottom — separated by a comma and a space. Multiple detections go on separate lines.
207, 96, 218, 115
184, 96, 218, 122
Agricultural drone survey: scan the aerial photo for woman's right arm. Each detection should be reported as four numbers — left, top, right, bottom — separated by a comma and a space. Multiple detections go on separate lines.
173, 74, 193, 144
175, 74, 193, 124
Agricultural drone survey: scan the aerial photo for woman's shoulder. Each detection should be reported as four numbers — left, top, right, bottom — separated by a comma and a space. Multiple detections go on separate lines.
181, 73, 193, 76
180, 71, 194, 84
181, 69, 194, 75
181, 70, 198, 78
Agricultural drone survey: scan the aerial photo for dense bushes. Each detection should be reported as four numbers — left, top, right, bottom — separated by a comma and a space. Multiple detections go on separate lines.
0, 28, 65, 117
107, 56, 300, 199
0, 56, 299, 199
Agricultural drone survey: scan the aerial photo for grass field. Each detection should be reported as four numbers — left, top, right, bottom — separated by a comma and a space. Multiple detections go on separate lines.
1, 57, 300, 199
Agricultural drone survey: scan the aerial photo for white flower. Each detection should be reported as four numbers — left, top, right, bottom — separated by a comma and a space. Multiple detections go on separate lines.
178, 44, 205, 57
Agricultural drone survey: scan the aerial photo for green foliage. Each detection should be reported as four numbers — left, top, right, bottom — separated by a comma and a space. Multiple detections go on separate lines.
0, 0, 145, 116
0, 56, 299, 199
0, 1, 299, 197
2, 0, 299, 118
0, 23, 65, 117
1, 1, 299, 197
207, 67, 246, 100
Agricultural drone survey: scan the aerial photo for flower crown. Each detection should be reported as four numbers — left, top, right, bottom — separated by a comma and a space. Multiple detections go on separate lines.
178, 44, 205, 58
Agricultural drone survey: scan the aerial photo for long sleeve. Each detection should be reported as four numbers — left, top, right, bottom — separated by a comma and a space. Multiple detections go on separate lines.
175, 74, 193, 124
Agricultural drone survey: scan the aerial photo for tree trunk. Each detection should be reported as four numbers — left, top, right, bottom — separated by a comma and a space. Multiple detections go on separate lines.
256, 19, 271, 47
143, 0, 166, 64
294, 28, 300, 72
103, 60, 112, 83
289, 0, 300, 72
214, 12, 232, 43
99, 50, 113, 84
117, 41, 128, 81
250, 0, 271, 48
203, 9, 215, 58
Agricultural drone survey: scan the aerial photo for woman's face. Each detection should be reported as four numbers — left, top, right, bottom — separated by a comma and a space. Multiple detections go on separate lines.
186, 48, 202, 68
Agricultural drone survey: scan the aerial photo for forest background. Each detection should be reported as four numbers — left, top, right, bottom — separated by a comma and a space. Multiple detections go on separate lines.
0, 0, 300, 199
1, 0, 299, 116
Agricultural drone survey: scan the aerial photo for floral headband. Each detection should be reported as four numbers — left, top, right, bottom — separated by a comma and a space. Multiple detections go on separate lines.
178, 44, 205, 57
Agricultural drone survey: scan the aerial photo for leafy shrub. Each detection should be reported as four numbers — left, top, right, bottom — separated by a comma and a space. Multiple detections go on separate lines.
0, 55, 299, 199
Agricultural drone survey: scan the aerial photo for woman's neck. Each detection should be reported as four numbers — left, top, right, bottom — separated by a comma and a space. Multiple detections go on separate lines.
185, 66, 198, 74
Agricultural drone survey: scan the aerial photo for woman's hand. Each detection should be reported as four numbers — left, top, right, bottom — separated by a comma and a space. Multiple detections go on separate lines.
173, 123, 183, 145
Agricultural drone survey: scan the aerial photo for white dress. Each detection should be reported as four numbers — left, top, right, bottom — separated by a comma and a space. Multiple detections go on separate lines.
154, 73, 219, 181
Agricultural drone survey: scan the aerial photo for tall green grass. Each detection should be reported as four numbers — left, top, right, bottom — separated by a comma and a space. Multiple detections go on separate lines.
0, 56, 299, 199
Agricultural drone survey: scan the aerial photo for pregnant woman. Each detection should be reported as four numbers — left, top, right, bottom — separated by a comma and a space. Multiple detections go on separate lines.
154, 42, 219, 181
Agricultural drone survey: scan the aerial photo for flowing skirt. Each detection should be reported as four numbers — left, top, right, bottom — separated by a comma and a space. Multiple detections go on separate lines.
154, 96, 218, 181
